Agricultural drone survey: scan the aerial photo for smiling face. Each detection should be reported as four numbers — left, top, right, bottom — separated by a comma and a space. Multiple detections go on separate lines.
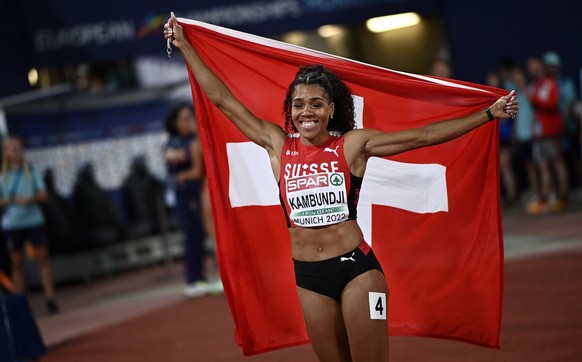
291, 83, 335, 145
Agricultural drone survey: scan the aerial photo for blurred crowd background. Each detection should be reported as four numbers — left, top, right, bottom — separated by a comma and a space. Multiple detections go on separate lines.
0, 0, 580, 319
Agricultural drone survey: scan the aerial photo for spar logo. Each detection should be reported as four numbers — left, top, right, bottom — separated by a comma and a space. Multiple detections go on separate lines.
287, 174, 329, 192
330, 173, 344, 186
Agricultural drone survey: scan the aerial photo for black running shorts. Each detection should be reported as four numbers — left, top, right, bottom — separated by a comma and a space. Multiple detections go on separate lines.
293, 241, 383, 302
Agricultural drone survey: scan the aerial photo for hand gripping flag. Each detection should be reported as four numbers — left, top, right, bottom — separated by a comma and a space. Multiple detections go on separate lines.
178, 18, 505, 355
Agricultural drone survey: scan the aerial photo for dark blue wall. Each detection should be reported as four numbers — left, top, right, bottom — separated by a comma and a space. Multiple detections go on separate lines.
7, 100, 168, 147
442, 0, 582, 84
0, 0, 34, 97
1, 0, 580, 97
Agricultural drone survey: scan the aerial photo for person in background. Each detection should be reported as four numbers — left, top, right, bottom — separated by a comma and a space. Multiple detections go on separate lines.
190, 110, 222, 292
0, 228, 10, 276
0, 143, 11, 294
543, 51, 581, 188
0, 136, 59, 314
487, 72, 517, 207
164, 103, 220, 296
200, 177, 223, 293
0, 268, 15, 293
498, 57, 517, 90
430, 58, 453, 79
0, 231, 14, 293
511, 67, 539, 204
527, 57, 569, 214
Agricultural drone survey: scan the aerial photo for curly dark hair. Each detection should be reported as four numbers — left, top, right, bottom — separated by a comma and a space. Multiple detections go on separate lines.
164, 102, 195, 137
283, 64, 356, 135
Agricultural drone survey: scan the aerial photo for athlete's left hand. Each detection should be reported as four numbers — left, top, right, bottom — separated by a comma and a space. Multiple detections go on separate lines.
489, 90, 519, 119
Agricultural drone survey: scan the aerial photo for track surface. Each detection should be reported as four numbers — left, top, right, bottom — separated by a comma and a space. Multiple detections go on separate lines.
43, 250, 582, 361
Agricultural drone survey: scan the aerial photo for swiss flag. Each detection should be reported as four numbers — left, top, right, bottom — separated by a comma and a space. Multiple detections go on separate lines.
179, 18, 504, 355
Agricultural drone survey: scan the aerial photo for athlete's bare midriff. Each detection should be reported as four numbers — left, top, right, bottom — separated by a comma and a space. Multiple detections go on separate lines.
289, 220, 364, 261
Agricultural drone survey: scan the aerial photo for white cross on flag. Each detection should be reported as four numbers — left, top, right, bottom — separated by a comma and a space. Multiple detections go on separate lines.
180, 18, 504, 355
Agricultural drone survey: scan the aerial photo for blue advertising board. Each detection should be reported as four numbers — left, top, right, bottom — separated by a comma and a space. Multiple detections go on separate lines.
19, 0, 435, 66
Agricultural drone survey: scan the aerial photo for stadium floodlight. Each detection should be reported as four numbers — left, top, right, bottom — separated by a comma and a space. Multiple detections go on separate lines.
317, 24, 344, 38
366, 12, 420, 33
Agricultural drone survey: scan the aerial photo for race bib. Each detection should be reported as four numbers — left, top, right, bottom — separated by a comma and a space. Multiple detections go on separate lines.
285, 172, 349, 227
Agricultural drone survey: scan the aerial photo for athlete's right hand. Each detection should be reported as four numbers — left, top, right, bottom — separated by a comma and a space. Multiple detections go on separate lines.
164, 12, 185, 49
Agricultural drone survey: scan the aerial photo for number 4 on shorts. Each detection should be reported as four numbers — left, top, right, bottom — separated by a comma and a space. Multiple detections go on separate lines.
368, 292, 387, 320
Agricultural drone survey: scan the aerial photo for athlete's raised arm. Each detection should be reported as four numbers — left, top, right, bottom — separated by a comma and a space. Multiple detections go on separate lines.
347, 90, 518, 161
164, 13, 286, 152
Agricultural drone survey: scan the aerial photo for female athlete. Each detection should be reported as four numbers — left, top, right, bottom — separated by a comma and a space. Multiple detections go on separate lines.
164, 13, 518, 362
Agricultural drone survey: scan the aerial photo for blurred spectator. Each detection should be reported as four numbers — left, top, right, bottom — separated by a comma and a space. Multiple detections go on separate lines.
0, 136, 59, 314
122, 156, 164, 239
41, 169, 83, 254
487, 72, 516, 206
164, 103, 207, 297
543, 52, 578, 130
109, 58, 138, 90
527, 57, 569, 213
72, 164, 125, 247
0, 266, 15, 293
430, 58, 453, 78
75, 60, 137, 93
0, 143, 8, 277
498, 57, 517, 90
511, 67, 539, 202
200, 170, 223, 294
543, 51, 581, 188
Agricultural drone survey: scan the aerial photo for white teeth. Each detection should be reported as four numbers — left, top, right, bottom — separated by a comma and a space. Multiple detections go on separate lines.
301, 121, 317, 129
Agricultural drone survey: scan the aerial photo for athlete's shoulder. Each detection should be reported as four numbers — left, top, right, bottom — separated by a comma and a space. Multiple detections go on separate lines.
343, 128, 381, 144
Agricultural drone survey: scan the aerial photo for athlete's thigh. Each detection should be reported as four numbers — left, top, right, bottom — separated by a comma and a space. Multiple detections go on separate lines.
297, 287, 352, 362
341, 270, 389, 362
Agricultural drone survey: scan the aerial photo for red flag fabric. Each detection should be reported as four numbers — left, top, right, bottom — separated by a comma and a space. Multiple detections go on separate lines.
179, 18, 504, 355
